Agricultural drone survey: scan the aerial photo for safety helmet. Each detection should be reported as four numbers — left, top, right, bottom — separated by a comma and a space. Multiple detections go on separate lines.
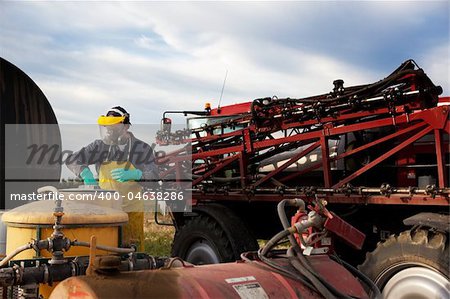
98, 106, 131, 126
98, 106, 131, 145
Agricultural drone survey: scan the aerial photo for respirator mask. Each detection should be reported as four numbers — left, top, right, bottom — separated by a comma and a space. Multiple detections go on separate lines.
99, 123, 129, 145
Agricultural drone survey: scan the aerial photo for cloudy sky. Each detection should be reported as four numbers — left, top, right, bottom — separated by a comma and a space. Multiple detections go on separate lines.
1, 1, 448, 125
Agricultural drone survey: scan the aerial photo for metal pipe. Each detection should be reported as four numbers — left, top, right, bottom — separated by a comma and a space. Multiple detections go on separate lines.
193, 186, 450, 196
163, 110, 209, 118
72, 241, 135, 254
0, 244, 32, 267
191, 175, 242, 182
0, 254, 167, 288
37, 186, 59, 205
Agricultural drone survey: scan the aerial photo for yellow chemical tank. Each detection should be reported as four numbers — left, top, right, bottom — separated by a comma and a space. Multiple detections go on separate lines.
2, 200, 128, 298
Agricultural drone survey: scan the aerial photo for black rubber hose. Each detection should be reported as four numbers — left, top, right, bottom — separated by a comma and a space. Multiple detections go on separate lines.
260, 228, 292, 257
288, 232, 369, 299
259, 210, 328, 294
331, 255, 382, 299
255, 249, 315, 291
276, 200, 338, 297
281, 62, 429, 108
277, 199, 309, 256
277, 198, 305, 229
278, 200, 363, 298
259, 229, 358, 298
287, 247, 349, 299
258, 235, 316, 290
277, 199, 314, 272
300, 68, 422, 107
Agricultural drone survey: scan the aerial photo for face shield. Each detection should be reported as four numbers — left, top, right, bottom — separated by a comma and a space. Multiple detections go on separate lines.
99, 123, 128, 145
98, 115, 129, 145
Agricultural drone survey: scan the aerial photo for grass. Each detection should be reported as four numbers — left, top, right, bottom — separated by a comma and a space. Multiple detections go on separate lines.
143, 213, 175, 256
142, 213, 288, 258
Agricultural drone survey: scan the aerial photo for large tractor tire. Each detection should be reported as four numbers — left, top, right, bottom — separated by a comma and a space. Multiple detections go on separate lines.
171, 205, 259, 265
359, 228, 449, 299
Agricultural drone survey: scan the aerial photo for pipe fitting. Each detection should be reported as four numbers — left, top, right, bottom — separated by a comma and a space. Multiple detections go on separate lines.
286, 198, 306, 210
293, 211, 326, 233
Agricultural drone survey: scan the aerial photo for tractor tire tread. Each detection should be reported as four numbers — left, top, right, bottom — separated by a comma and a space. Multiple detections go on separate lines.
359, 228, 449, 288
171, 214, 235, 262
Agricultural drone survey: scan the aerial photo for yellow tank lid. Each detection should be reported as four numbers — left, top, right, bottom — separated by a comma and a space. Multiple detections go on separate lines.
2, 201, 128, 225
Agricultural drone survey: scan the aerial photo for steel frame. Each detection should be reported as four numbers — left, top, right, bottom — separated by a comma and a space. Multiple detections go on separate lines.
159, 90, 449, 206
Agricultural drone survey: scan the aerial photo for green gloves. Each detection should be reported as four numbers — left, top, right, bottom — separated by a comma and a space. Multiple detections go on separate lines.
80, 168, 98, 185
80, 167, 142, 184
111, 168, 142, 182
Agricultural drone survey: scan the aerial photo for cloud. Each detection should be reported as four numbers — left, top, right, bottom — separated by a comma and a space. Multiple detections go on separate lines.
420, 43, 450, 94
1, 1, 448, 127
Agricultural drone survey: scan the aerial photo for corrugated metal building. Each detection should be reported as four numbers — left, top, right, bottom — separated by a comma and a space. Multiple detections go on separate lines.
0, 57, 61, 209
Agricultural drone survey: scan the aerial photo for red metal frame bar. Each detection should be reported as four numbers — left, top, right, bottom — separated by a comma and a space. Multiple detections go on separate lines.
434, 129, 447, 188
192, 155, 240, 185
333, 125, 434, 188
159, 165, 177, 179
239, 152, 246, 188
333, 122, 428, 161
254, 107, 447, 151
191, 145, 243, 160
279, 121, 428, 183
252, 141, 321, 187
243, 129, 253, 153
188, 105, 411, 145
186, 106, 448, 161
160, 102, 449, 206
320, 136, 332, 187
282, 106, 408, 131
175, 161, 182, 187
192, 193, 449, 206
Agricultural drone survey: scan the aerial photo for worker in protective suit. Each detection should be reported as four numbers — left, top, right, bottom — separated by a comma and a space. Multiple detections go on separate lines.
66, 106, 159, 251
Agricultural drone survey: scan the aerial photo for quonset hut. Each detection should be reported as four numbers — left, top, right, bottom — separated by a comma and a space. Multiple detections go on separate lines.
0, 57, 61, 209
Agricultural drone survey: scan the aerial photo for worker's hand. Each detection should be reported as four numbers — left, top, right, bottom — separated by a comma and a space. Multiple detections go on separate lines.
111, 168, 143, 182
80, 168, 98, 186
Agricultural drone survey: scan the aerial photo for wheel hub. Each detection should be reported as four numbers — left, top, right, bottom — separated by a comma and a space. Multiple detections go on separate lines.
382, 267, 450, 299
185, 239, 220, 265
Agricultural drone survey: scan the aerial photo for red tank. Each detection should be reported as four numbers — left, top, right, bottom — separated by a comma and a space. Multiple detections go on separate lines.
49, 256, 369, 298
